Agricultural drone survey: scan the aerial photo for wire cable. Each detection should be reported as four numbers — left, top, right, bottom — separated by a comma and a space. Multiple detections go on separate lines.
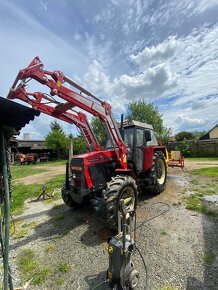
135, 245, 148, 288
133, 201, 170, 289
135, 202, 170, 231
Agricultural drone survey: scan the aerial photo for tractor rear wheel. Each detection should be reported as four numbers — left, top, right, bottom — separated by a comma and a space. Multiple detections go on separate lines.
149, 151, 167, 194
103, 175, 138, 228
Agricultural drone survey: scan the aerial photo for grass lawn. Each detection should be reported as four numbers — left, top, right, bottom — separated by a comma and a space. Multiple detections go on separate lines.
11, 174, 65, 214
11, 160, 66, 180
11, 166, 48, 179
186, 167, 218, 218
33, 160, 67, 166
189, 167, 218, 177
185, 157, 218, 161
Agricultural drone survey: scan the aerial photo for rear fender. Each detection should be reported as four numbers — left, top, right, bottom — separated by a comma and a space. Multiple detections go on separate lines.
143, 147, 154, 171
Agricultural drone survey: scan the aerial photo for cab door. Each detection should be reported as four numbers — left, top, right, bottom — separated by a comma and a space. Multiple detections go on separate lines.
134, 128, 144, 172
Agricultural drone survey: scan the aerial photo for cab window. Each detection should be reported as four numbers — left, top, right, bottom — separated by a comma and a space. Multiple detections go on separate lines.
136, 129, 144, 146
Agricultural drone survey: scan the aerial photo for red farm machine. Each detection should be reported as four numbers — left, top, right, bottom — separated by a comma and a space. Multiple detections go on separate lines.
7, 57, 168, 227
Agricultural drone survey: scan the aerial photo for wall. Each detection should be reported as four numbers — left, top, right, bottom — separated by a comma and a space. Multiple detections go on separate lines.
210, 126, 218, 139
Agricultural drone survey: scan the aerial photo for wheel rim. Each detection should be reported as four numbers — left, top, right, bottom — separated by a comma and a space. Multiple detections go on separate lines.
156, 158, 166, 185
120, 186, 135, 211
131, 274, 139, 288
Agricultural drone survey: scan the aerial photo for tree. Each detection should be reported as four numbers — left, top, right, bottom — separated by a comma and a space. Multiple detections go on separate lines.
45, 121, 68, 159
71, 136, 87, 155
90, 117, 107, 146
192, 130, 207, 140
176, 138, 191, 157
175, 131, 194, 141
127, 99, 171, 143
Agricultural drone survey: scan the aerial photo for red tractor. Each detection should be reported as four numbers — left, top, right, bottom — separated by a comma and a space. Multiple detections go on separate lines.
7, 57, 168, 227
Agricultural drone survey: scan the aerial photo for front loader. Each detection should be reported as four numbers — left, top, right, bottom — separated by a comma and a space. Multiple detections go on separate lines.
7, 56, 167, 227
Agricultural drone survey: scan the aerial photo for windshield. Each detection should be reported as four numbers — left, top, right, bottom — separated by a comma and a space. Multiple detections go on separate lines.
105, 127, 134, 149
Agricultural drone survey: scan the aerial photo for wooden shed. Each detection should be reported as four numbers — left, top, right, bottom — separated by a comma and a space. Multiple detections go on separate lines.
0, 96, 40, 289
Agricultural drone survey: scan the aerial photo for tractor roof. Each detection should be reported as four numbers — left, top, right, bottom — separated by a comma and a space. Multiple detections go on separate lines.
118, 120, 154, 130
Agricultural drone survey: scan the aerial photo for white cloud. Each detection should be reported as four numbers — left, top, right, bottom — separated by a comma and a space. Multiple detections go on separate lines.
175, 115, 209, 131
130, 36, 179, 66
112, 63, 177, 99
83, 60, 110, 95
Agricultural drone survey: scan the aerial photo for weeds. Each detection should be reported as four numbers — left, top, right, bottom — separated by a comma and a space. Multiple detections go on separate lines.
18, 249, 37, 275
18, 249, 50, 285
32, 268, 50, 285
57, 262, 71, 273
161, 231, 168, 236
57, 277, 65, 286
45, 243, 55, 253
203, 251, 216, 265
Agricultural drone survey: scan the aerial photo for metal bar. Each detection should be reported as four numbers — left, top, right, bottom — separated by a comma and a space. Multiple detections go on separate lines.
0, 128, 12, 290
63, 75, 102, 103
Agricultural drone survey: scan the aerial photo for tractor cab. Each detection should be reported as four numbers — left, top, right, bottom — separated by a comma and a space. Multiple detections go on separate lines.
119, 120, 159, 173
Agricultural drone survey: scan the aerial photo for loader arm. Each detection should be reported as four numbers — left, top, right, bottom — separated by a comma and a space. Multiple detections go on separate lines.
7, 56, 127, 169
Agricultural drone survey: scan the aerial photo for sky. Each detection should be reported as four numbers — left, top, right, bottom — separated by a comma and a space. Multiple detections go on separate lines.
0, 0, 218, 139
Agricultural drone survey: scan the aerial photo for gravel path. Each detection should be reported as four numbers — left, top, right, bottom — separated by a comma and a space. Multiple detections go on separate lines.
8, 162, 218, 290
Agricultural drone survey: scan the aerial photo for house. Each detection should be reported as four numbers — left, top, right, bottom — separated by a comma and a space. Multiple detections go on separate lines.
200, 124, 218, 140
17, 135, 46, 149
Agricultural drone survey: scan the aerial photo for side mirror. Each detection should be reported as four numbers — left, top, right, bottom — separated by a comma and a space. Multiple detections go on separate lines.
144, 130, 151, 142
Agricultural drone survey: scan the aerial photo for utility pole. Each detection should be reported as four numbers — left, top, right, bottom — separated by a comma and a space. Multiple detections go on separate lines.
69, 134, 73, 162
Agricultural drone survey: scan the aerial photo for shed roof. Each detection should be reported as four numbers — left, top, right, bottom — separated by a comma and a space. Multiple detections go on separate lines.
0, 96, 40, 133
199, 124, 218, 140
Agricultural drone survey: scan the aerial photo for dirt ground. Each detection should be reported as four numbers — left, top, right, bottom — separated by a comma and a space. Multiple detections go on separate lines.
8, 160, 218, 290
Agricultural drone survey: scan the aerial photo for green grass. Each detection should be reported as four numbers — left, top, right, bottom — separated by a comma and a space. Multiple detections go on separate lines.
11, 174, 65, 214
32, 268, 50, 285
45, 243, 55, 253
54, 213, 65, 222
203, 250, 216, 265
33, 160, 67, 166
190, 167, 218, 177
186, 157, 218, 161
161, 231, 168, 236
11, 166, 48, 179
186, 195, 218, 218
157, 286, 179, 290
56, 277, 65, 286
57, 262, 71, 273
18, 249, 38, 274
18, 249, 50, 285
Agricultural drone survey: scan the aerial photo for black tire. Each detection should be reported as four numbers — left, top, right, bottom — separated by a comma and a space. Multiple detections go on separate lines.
61, 185, 80, 208
149, 151, 167, 194
103, 175, 138, 228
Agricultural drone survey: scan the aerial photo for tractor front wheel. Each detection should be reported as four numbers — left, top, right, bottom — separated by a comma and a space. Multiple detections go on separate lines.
61, 185, 80, 208
103, 175, 138, 228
